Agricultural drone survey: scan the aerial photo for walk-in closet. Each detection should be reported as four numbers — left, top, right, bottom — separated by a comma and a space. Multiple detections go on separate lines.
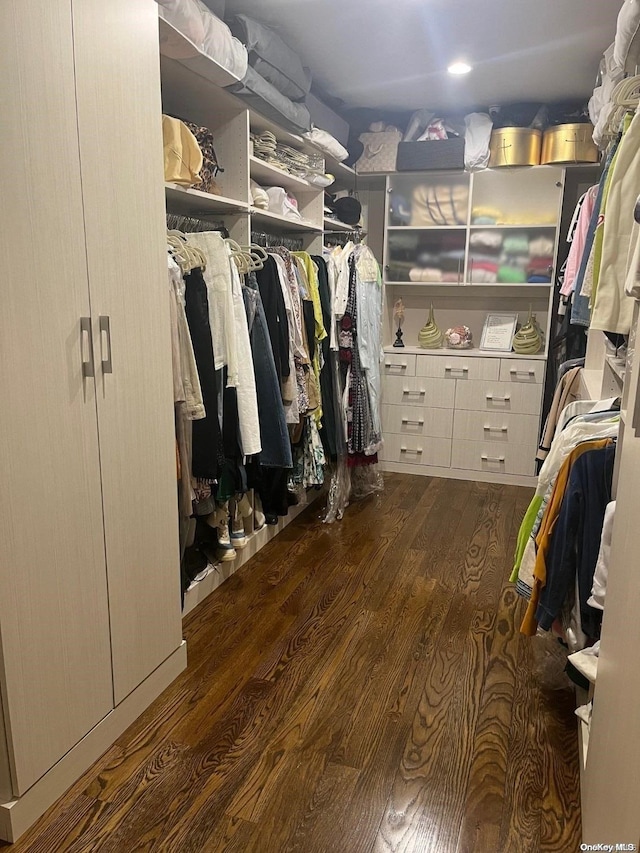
2, 1, 640, 850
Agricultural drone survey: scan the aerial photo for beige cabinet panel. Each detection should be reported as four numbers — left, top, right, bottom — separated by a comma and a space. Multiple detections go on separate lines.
453, 410, 541, 446
0, 0, 113, 795
416, 354, 500, 381
382, 405, 453, 439
384, 375, 456, 409
72, 0, 182, 702
455, 379, 542, 415
451, 441, 536, 477
499, 359, 545, 384
383, 353, 417, 377
381, 434, 452, 468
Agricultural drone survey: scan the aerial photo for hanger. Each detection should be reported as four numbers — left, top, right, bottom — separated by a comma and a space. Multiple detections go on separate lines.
167, 230, 208, 273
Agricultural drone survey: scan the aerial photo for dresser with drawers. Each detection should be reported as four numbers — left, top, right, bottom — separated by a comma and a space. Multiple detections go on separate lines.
380, 347, 545, 485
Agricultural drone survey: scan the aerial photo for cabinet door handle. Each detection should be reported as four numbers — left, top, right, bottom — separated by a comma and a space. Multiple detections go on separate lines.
445, 365, 469, 373
509, 368, 536, 377
403, 389, 426, 397
483, 425, 508, 433
80, 317, 95, 379
99, 315, 113, 374
481, 454, 505, 463
401, 447, 423, 454
402, 417, 424, 425
486, 394, 511, 402
385, 362, 407, 370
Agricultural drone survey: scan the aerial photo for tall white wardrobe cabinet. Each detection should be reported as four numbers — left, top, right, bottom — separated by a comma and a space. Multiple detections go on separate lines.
0, 0, 185, 841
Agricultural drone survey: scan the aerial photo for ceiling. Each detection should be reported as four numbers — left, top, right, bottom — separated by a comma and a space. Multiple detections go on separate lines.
223, 0, 619, 114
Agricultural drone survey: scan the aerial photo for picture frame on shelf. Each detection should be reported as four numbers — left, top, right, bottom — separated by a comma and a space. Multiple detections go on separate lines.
480, 312, 519, 352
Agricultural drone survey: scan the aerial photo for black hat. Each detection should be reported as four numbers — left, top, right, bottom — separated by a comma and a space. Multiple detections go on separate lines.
331, 195, 362, 226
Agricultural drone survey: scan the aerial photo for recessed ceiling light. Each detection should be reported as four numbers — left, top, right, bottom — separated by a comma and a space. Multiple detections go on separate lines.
448, 61, 472, 75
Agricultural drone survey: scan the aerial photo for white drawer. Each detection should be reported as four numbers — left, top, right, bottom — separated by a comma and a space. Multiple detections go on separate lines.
383, 353, 416, 378
382, 404, 454, 438
384, 375, 456, 408
499, 359, 545, 384
455, 380, 543, 415
453, 410, 540, 446
451, 440, 536, 477
416, 354, 500, 381
382, 433, 452, 468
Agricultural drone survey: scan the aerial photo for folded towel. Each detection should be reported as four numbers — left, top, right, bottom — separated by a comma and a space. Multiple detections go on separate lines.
529, 235, 555, 257
409, 267, 443, 282
470, 230, 503, 251
471, 268, 497, 283
503, 235, 530, 254
498, 265, 527, 283
472, 260, 499, 274
527, 274, 551, 283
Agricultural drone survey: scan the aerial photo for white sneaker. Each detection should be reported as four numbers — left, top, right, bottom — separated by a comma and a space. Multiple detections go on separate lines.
229, 498, 248, 549
254, 494, 266, 531
213, 503, 236, 562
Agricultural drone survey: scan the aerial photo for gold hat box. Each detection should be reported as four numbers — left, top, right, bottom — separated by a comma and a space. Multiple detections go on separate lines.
541, 123, 599, 165
489, 128, 542, 167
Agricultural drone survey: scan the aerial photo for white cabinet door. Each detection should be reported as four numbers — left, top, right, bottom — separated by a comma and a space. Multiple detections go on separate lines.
0, 0, 113, 795
72, 0, 183, 702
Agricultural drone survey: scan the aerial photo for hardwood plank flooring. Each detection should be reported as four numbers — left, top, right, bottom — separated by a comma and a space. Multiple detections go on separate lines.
4, 474, 581, 852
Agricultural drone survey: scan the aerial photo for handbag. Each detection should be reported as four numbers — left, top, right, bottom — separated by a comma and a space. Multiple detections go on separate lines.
183, 120, 224, 196
355, 129, 402, 173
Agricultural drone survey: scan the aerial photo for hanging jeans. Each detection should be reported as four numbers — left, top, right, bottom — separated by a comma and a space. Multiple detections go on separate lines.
243, 277, 293, 469
184, 266, 224, 480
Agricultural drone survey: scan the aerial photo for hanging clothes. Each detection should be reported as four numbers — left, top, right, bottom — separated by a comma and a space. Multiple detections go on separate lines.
591, 111, 639, 333
535, 443, 615, 638
520, 437, 615, 636
187, 230, 238, 382
183, 265, 225, 481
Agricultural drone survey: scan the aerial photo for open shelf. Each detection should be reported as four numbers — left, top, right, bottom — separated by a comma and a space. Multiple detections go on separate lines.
250, 207, 321, 233
165, 183, 248, 216
384, 281, 552, 291
324, 217, 356, 232
568, 650, 598, 685
158, 16, 242, 89
387, 225, 467, 231
469, 223, 558, 230
383, 345, 547, 360
250, 156, 312, 192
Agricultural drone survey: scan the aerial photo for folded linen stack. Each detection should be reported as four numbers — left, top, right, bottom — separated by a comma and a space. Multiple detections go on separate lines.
470, 230, 503, 283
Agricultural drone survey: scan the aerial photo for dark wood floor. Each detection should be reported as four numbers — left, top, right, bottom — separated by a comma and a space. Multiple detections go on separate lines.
5, 474, 581, 853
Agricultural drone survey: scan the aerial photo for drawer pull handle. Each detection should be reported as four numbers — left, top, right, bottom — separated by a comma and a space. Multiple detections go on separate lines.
385, 362, 407, 369
403, 389, 426, 397
401, 447, 423, 454
486, 394, 511, 402
509, 368, 536, 377
481, 454, 505, 463
445, 366, 469, 373
402, 418, 424, 425
483, 425, 508, 433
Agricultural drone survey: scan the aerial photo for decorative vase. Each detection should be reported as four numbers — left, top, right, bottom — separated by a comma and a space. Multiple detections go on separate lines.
418, 304, 443, 349
445, 325, 473, 349
513, 306, 543, 355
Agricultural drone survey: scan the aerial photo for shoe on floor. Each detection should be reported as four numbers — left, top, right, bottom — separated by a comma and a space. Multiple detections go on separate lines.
209, 502, 237, 562
229, 498, 247, 549
254, 495, 266, 531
